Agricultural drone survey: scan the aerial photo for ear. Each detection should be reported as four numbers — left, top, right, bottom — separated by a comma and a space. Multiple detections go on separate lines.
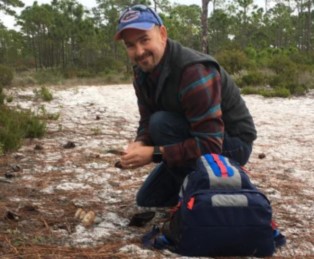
159, 25, 168, 42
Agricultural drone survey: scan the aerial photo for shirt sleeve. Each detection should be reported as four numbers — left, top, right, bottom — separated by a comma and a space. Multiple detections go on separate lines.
162, 63, 224, 167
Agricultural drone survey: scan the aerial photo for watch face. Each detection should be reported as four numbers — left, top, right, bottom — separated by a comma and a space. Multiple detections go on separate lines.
153, 146, 162, 163
153, 153, 162, 163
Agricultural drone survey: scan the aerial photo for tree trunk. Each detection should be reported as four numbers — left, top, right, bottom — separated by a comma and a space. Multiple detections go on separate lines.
201, 0, 210, 54
306, 0, 312, 52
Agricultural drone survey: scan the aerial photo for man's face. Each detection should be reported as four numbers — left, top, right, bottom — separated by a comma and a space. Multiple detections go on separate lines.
122, 26, 167, 72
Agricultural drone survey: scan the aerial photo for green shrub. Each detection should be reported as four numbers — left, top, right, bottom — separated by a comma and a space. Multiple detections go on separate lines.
0, 142, 4, 156
0, 87, 5, 105
269, 75, 308, 96
0, 65, 14, 87
215, 49, 251, 74
0, 106, 46, 152
267, 55, 296, 75
34, 70, 63, 85
241, 86, 290, 98
240, 70, 266, 87
38, 86, 53, 101
285, 83, 308, 96
6, 96, 13, 103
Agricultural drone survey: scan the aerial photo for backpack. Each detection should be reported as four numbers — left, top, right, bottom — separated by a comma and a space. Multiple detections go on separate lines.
142, 153, 285, 257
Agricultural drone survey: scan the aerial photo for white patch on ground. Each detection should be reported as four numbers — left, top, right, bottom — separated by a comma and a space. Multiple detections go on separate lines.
4, 85, 314, 258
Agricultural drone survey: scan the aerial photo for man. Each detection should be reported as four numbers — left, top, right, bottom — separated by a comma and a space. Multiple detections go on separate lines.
114, 5, 257, 207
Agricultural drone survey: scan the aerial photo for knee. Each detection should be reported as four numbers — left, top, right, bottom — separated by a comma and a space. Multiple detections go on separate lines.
149, 111, 167, 131
135, 190, 146, 207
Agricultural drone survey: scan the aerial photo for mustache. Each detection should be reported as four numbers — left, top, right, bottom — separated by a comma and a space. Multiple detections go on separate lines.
135, 52, 152, 62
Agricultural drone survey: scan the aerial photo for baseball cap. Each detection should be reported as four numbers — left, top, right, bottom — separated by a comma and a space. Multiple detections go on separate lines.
114, 4, 163, 41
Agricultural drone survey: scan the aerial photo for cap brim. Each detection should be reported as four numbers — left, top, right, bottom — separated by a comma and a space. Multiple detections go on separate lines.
114, 22, 155, 40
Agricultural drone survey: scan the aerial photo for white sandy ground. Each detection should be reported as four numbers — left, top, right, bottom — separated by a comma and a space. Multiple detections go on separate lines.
2, 84, 314, 258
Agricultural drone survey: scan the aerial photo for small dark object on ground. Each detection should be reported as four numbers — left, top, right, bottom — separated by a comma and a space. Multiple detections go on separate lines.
114, 161, 123, 169
258, 153, 266, 159
129, 211, 156, 227
5, 172, 16, 179
63, 141, 76, 149
108, 149, 125, 156
34, 144, 44, 150
11, 164, 21, 172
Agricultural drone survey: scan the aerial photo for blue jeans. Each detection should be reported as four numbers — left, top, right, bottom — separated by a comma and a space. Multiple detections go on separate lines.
136, 111, 253, 207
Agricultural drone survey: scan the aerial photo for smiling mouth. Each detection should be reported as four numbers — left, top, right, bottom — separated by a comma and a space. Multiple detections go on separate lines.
136, 52, 152, 63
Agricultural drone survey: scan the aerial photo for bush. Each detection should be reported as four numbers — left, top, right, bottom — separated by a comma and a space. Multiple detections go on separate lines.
215, 49, 251, 74
0, 106, 46, 152
0, 87, 5, 105
0, 65, 14, 87
34, 70, 64, 85
269, 75, 308, 96
34, 86, 53, 101
241, 86, 291, 98
239, 70, 266, 87
267, 55, 296, 75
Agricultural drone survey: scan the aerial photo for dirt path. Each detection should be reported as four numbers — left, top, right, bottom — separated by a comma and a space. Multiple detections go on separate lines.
0, 85, 313, 258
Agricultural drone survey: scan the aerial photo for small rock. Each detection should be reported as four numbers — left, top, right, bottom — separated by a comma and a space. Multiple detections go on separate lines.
13, 153, 24, 160
34, 144, 44, 150
4, 172, 16, 179
81, 211, 96, 227
96, 115, 101, 120
5, 211, 20, 221
11, 164, 21, 172
284, 168, 296, 174
63, 141, 76, 149
258, 153, 266, 159
114, 161, 123, 169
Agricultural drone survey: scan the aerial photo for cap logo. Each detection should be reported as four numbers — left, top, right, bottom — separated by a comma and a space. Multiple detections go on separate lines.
120, 10, 140, 23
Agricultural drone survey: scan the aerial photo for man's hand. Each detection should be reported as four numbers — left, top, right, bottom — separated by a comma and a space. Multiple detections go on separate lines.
121, 142, 154, 169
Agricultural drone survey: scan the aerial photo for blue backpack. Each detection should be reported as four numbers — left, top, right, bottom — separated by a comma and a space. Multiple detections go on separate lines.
143, 154, 286, 257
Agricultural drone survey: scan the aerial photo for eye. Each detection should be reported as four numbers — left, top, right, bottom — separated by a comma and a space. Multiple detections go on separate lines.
141, 37, 150, 44
125, 42, 134, 49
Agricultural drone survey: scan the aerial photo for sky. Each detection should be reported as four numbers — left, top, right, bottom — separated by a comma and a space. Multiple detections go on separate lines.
1, 0, 265, 30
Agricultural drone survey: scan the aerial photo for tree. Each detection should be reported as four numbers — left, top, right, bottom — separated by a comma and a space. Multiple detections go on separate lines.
165, 4, 202, 50
201, 0, 210, 53
0, 0, 24, 16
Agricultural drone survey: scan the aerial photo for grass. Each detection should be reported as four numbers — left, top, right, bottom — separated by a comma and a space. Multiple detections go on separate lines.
0, 105, 46, 152
241, 87, 291, 98
11, 69, 133, 88
34, 86, 53, 101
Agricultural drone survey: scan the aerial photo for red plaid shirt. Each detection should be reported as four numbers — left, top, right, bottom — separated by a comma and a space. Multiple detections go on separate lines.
135, 63, 224, 167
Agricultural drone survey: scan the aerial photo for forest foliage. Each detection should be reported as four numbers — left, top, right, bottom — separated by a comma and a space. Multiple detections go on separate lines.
0, 0, 313, 95
0, 0, 313, 153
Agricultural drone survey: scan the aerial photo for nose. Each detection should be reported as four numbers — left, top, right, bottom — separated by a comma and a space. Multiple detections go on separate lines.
134, 43, 145, 56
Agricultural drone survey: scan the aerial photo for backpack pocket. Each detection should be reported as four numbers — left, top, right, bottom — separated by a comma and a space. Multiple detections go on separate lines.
168, 189, 275, 257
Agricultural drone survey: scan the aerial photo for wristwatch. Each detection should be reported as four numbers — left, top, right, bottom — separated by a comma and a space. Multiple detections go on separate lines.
152, 146, 163, 163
